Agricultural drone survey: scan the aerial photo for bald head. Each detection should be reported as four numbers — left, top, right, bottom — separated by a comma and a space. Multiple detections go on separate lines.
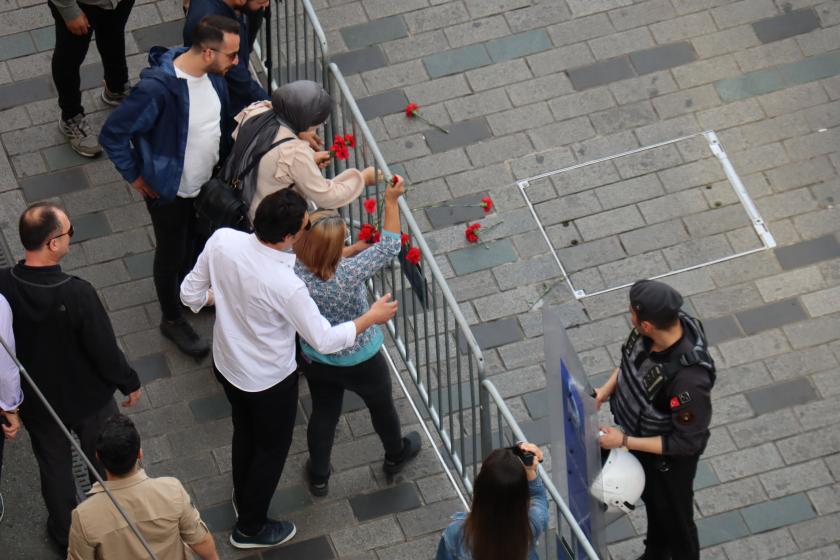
19, 202, 66, 251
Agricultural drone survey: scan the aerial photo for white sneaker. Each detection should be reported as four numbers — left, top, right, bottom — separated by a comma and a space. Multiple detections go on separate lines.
59, 114, 102, 158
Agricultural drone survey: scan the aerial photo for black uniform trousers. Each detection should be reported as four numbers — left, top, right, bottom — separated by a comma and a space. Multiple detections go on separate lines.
633, 450, 700, 560
304, 353, 403, 481
214, 365, 298, 536
48, 0, 135, 122
21, 398, 118, 549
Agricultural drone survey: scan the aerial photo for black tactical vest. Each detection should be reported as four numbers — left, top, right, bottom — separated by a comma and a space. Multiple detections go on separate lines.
610, 313, 715, 437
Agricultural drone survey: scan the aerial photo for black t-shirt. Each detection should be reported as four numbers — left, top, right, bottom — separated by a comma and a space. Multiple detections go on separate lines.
642, 334, 714, 456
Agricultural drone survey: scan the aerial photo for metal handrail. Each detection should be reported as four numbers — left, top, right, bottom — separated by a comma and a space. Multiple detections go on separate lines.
482, 379, 601, 560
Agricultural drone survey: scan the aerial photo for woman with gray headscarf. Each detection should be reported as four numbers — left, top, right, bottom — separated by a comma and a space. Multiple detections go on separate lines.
232, 80, 379, 221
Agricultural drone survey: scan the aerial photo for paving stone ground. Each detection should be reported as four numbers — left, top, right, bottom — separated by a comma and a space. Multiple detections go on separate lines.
1, 0, 839, 559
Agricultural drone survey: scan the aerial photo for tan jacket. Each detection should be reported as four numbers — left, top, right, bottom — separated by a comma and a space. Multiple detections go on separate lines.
67, 470, 209, 560
234, 102, 366, 221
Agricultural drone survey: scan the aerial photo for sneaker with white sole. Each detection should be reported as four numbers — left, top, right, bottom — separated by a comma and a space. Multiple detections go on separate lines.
59, 114, 102, 158
230, 519, 296, 549
101, 82, 129, 106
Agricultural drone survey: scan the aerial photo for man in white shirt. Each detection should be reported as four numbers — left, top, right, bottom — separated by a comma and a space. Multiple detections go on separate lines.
181, 189, 398, 549
0, 294, 23, 523
100, 16, 239, 359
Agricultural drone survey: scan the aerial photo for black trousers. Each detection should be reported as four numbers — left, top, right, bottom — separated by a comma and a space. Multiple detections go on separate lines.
214, 365, 298, 536
48, 0, 135, 121
21, 399, 118, 549
304, 353, 402, 481
147, 196, 202, 321
634, 451, 700, 560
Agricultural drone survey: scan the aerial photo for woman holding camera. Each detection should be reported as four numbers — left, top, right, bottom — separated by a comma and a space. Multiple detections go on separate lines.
436, 442, 548, 560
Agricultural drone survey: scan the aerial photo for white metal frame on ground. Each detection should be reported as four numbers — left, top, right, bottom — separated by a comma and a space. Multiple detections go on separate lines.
518, 130, 777, 300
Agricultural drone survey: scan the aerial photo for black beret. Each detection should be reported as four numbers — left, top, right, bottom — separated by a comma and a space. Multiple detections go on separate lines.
629, 279, 683, 323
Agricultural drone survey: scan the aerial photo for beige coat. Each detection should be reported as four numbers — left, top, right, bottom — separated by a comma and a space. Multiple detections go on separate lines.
234, 102, 366, 221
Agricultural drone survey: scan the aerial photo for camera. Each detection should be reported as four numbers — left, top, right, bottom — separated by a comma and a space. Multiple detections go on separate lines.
510, 444, 535, 467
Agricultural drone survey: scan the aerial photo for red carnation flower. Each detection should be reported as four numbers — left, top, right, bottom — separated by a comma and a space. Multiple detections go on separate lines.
344, 133, 356, 148
480, 196, 493, 214
373, 230, 381, 243
405, 103, 420, 117
400, 233, 410, 246
330, 142, 349, 160
358, 223, 378, 243
465, 223, 481, 244
406, 247, 421, 265
363, 198, 376, 214
333, 134, 346, 147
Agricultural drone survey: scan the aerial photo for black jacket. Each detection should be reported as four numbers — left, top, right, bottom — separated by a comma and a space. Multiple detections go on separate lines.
0, 263, 140, 425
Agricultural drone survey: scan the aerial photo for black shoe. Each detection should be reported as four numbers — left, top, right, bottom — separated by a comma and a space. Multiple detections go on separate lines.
383, 431, 422, 475
160, 318, 210, 359
305, 459, 329, 497
230, 519, 296, 549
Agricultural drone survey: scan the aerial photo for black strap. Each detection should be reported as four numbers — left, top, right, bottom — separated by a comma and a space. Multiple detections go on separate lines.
235, 136, 295, 183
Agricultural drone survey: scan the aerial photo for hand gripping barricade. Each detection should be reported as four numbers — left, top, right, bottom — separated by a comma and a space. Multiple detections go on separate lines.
590, 448, 646, 515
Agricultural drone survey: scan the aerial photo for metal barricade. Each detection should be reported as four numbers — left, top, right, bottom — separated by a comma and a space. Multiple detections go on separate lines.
482, 380, 601, 560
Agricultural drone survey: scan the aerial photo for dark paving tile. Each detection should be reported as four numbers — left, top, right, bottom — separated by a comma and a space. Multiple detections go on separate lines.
740, 493, 815, 533
200, 502, 236, 532
0, 32, 37, 61
752, 8, 821, 44
189, 393, 232, 423
0, 75, 55, 111
262, 536, 335, 560
776, 235, 840, 270
703, 315, 743, 346
694, 460, 718, 490
425, 117, 492, 153
425, 192, 489, 229
448, 238, 518, 276
629, 42, 697, 75
340, 15, 408, 50
745, 378, 817, 416
44, 144, 95, 172
423, 44, 491, 79
456, 317, 523, 353
567, 56, 636, 91
79, 62, 105, 91
697, 510, 750, 547
300, 388, 365, 416
129, 352, 171, 384
71, 212, 111, 244
19, 167, 89, 201
519, 416, 550, 445
133, 19, 186, 52
428, 381, 475, 417
349, 483, 422, 521
30, 27, 55, 52
332, 45, 388, 76
356, 89, 409, 120
606, 515, 636, 544
735, 298, 808, 335
268, 485, 312, 517
485, 29, 552, 63
124, 251, 155, 280
522, 389, 548, 420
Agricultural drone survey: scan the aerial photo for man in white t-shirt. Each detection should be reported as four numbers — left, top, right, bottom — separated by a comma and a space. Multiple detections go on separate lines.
101, 16, 239, 358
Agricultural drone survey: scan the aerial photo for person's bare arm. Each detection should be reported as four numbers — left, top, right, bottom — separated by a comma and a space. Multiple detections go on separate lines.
188, 533, 219, 560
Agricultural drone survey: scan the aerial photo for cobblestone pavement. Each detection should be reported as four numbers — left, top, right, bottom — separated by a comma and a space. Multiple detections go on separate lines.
1, 0, 839, 558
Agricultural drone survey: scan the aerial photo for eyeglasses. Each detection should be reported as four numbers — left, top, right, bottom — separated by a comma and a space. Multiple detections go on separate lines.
48, 224, 74, 244
209, 48, 238, 62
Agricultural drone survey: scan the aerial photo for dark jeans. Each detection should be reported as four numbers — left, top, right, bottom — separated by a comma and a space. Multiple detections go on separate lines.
634, 451, 700, 560
21, 399, 118, 549
214, 365, 298, 536
147, 196, 202, 321
48, 0, 135, 121
304, 352, 403, 481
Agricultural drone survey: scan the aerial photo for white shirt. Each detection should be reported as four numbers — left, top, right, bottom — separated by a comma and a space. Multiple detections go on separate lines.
0, 294, 22, 411
174, 66, 221, 198
180, 229, 357, 392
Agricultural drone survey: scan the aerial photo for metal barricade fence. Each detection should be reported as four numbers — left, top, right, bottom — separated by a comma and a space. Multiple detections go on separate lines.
482, 380, 601, 560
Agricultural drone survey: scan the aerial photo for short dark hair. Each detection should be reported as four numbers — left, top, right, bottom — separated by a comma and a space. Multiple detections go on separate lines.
19, 202, 63, 251
191, 15, 240, 50
96, 414, 141, 476
254, 189, 308, 244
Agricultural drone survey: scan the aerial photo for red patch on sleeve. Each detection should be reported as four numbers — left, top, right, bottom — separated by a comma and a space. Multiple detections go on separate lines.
669, 397, 680, 409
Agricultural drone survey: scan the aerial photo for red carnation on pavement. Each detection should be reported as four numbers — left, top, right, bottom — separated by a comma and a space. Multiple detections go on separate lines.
406, 247, 421, 265
344, 133, 356, 147
401, 233, 410, 246
480, 196, 493, 214
363, 198, 376, 214
405, 103, 420, 118
465, 223, 481, 244
358, 223, 379, 243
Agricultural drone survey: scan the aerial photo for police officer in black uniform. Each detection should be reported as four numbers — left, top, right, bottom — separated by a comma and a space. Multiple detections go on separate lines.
595, 279, 715, 560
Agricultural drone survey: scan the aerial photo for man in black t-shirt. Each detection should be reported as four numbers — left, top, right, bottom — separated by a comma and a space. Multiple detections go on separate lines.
595, 279, 715, 560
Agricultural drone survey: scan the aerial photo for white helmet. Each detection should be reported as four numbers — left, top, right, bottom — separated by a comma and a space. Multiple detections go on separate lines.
589, 448, 645, 515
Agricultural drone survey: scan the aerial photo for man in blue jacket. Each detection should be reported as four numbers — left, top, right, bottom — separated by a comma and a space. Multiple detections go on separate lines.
99, 15, 238, 359
184, 0, 270, 119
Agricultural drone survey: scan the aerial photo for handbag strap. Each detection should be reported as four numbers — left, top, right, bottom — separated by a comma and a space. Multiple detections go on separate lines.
235, 136, 295, 184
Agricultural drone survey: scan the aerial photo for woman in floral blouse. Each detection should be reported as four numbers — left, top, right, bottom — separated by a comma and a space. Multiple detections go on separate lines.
293, 175, 421, 496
